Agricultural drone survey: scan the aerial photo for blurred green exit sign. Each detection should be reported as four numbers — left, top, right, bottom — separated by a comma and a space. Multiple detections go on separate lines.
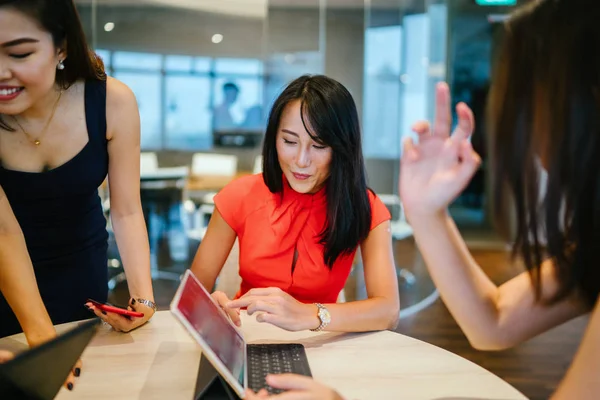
476, 0, 517, 5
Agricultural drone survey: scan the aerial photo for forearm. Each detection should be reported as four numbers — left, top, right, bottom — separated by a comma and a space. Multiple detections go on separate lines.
317, 297, 399, 332
190, 251, 219, 293
111, 212, 154, 301
0, 233, 56, 346
189, 229, 236, 294
408, 211, 505, 348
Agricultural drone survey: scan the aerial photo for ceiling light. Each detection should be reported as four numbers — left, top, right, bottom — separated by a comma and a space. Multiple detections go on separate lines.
104, 22, 115, 32
211, 34, 223, 44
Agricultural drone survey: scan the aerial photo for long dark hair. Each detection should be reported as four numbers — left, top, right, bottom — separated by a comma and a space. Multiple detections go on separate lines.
490, 0, 600, 308
262, 75, 372, 268
0, 0, 105, 130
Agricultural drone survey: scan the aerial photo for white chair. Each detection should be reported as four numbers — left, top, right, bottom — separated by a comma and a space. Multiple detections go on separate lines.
140, 152, 159, 174
191, 153, 238, 177
378, 194, 413, 240
253, 155, 263, 174
185, 154, 238, 244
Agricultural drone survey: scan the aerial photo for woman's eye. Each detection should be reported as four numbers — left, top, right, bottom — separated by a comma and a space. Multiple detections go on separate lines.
283, 139, 296, 145
313, 144, 327, 150
10, 52, 33, 59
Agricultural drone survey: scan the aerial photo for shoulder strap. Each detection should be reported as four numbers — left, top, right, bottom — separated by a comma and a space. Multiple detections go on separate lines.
84, 79, 107, 145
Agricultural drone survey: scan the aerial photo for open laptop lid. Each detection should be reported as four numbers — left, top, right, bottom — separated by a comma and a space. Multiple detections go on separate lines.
0, 318, 100, 400
170, 269, 247, 398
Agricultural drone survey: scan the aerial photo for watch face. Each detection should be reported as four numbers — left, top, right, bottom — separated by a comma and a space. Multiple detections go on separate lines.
319, 308, 331, 324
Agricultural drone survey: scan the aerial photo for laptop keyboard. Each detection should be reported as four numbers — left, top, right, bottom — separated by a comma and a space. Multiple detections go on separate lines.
247, 343, 312, 394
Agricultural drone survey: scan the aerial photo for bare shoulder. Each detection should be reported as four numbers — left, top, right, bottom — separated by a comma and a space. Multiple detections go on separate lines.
105, 77, 139, 140
106, 76, 137, 107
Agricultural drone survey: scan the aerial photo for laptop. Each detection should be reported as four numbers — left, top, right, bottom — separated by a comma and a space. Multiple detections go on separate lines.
0, 317, 100, 400
170, 269, 312, 398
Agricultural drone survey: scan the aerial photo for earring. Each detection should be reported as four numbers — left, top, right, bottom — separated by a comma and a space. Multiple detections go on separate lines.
57, 60, 65, 70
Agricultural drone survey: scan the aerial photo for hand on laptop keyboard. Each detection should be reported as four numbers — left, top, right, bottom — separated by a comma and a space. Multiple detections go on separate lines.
244, 374, 344, 400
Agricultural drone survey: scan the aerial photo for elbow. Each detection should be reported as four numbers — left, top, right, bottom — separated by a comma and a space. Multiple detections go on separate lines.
381, 300, 400, 331
467, 333, 516, 351
110, 207, 142, 220
468, 294, 518, 351
386, 313, 400, 331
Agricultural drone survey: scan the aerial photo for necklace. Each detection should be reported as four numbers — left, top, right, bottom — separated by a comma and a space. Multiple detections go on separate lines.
11, 89, 64, 146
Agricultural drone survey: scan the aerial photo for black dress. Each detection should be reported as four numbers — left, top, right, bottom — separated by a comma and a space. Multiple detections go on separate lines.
0, 79, 109, 337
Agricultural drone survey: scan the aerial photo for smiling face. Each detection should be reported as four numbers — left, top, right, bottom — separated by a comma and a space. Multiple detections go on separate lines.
275, 99, 332, 194
0, 6, 64, 116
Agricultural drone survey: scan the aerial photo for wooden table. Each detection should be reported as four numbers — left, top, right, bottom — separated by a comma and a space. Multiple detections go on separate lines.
186, 171, 252, 193
0, 311, 527, 400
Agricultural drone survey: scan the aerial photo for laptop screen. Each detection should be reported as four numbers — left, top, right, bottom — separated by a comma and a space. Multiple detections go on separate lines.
173, 272, 246, 388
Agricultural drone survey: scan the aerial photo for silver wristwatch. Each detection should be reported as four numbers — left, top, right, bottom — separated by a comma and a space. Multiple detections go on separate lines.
310, 303, 331, 332
135, 298, 157, 312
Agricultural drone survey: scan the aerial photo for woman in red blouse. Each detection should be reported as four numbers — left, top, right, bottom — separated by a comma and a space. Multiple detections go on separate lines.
190, 75, 399, 333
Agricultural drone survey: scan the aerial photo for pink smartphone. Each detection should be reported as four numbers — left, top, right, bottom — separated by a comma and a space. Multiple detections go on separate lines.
86, 299, 144, 318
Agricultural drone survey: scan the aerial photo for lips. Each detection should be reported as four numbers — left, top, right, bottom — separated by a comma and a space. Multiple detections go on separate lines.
292, 172, 311, 180
0, 87, 24, 102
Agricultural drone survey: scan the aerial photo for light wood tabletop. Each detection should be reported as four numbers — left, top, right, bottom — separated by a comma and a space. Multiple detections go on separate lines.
0, 311, 527, 400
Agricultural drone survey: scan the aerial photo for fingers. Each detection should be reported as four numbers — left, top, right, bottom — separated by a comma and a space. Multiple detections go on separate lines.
432, 82, 452, 138
401, 137, 419, 163
243, 375, 320, 400
225, 305, 242, 327
456, 140, 481, 182
247, 300, 278, 316
256, 389, 271, 398
226, 297, 250, 309
73, 358, 82, 377
64, 371, 76, 391
0, 349, 14, 363
228, 297, 283, 328
452, 102, 475, 141
85, 303, 136, 332
255, 312, 278, 325
85, 303, 110, 323
129, 298, 155, 318
231, 287, 285, 308
244, 287, 282, 297
411, 120, 430, 136
441, 139, 481, 196
266, 374, 314, 390
244, 390, 260, 399
213, 292, 242, 326
0, 350, 78, 390
244, 389, 270, 399
229, 297, 277, 314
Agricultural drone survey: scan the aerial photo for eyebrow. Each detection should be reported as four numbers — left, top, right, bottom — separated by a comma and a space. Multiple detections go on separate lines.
1, 38, 39, 48
281, 129, 299, 137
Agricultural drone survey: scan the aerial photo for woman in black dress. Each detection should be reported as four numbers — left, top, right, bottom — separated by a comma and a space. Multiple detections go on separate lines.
0, 0, 155, 338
